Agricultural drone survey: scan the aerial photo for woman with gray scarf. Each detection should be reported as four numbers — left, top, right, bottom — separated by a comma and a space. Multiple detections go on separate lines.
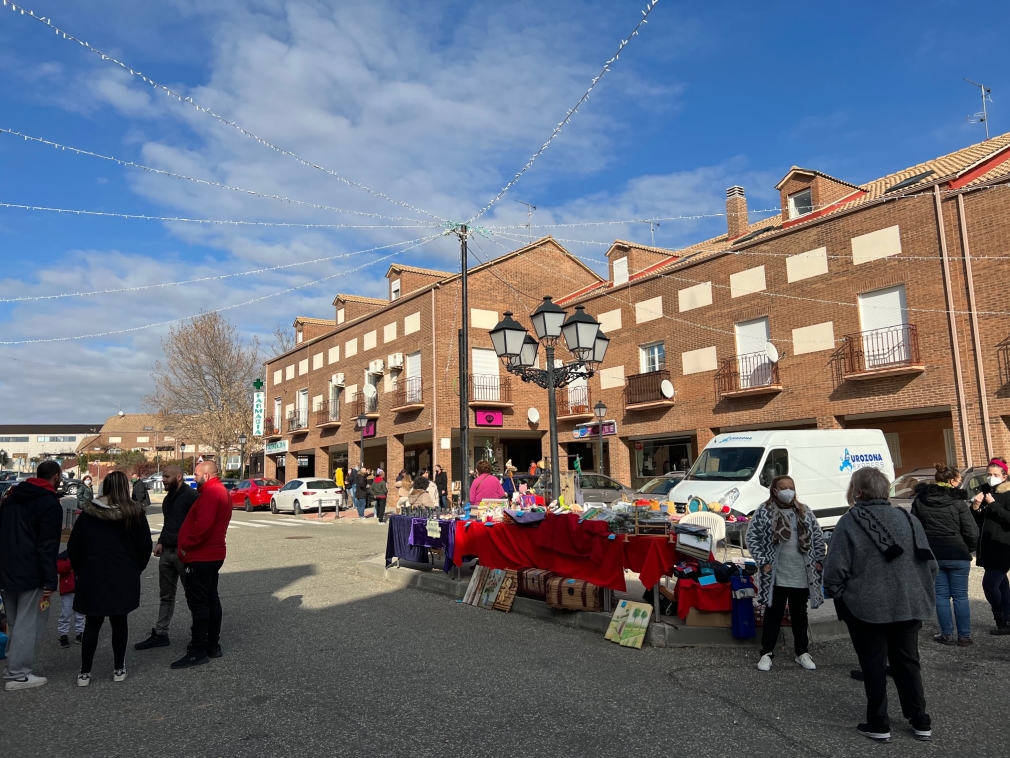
824, 467, 937, 744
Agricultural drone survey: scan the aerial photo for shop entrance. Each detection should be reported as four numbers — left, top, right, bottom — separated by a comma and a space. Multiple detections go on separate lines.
329, 449, 348, 482
363, 441, 386, 473
844, 411, 954, 476
404, 444, 432, 478
273, 455, 286, 484
296, 453, 315, 480
503, 439, 542, 474
631, 437, 693, 489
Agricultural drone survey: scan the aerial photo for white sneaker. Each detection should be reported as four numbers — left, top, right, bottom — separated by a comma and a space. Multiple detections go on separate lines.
795, 653, 816, 670
4, 674, 47, 691
77, 673, 91, 687
757, 654, 773, 671
113, 669, 127, 683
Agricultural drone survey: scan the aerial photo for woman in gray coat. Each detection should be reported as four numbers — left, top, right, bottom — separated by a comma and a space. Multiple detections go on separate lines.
824, 467, 937, 744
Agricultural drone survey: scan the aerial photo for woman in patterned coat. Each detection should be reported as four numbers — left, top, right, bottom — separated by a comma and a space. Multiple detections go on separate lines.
746, 475, 826, 673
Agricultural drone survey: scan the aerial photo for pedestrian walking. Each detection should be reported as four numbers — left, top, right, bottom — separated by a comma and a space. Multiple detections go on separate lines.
425, 474, 439, 509
911, 463, 979, 645
369, 470, 388, 523
353, 466, 369, 520
434, 465, 449, 510
134, 466, 198, 651
76, 474, 94, 509
0, 460, 63, 691
56, 551, 85, 648
408, 476, 434, 508
823, 467, 937, 743
971, 457, 1010, 635
171, 461, 231, 669
468, 460, 506, 504
67, 470, 152, 686
131, 473, 151, 510
746, 475, 825, 673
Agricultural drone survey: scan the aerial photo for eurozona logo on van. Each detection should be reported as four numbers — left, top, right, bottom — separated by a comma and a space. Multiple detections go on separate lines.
839, 448, 885, 472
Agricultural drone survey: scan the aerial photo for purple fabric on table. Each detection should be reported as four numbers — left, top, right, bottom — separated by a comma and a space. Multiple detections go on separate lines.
385, 515, 455, 573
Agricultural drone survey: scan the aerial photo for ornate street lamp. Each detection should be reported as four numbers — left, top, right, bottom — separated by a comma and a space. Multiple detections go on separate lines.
594, 401, 608, 477
489, 297, 609, 499
179, 442, 187, 475
356, 412, 369, 471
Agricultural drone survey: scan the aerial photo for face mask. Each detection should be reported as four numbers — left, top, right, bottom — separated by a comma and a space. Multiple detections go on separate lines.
990, 475, 1003, 488
776, 489, 796, 504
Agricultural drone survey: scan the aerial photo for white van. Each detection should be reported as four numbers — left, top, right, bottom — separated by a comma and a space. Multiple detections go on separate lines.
668, 429, 895, 529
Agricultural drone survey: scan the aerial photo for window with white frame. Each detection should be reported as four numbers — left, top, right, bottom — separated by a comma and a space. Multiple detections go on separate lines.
639, 342, 666, 373
787, 188, 814, 219
391, 279, 401, 300
273, 398, 282, 429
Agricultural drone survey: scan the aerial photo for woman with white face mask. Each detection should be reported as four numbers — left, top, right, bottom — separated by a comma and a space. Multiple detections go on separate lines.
971, 457, 1010, 635
746, 475, 826, 672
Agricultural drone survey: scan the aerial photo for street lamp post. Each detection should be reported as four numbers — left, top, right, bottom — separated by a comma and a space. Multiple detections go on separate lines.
594, 400, 608, 477
356, 413, 368, 471
238, 433, 248, 479
489, 298, 609, 500
180, 442, 186, 475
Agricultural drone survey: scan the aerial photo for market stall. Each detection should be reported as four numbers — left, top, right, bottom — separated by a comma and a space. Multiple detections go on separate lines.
385, 514, 455, 574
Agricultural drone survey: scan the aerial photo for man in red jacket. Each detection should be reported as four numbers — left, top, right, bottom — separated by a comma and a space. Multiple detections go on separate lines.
171, 460, 230, 669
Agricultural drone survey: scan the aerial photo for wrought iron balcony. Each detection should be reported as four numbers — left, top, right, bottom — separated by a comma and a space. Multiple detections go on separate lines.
716, 352, 782, 398
313, 399, 341, 427
841, 324, 924, 379
467, 374, 513, 408
391, 377, 424, 413
352, 391, 379, 417
556, 384, 594, 419
286, 410, 308, 433
263, 417, 282, 439
624, 369, 674, 410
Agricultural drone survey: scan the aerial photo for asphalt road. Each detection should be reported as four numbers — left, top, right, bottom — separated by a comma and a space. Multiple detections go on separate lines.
3, 508, 1008, 757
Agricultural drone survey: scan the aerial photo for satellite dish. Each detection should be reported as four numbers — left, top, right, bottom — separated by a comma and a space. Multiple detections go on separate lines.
660, 380, 675, 399
363, 383, 378, 398
527, 408, 540, 424
765, 342, 780, 363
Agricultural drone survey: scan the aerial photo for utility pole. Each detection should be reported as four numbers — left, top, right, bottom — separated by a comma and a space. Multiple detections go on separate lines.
457, 225, 471, 506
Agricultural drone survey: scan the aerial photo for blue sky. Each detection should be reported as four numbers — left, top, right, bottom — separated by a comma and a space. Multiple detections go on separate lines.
0, 0, 1006, 421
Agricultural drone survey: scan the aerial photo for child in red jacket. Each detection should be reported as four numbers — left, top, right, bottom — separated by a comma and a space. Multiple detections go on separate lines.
56, 550, 85, 648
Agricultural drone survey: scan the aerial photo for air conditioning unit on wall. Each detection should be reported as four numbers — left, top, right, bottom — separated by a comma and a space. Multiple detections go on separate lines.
368, 359, 385, 375
332, 373, 345, 386
388, 353, 404, 370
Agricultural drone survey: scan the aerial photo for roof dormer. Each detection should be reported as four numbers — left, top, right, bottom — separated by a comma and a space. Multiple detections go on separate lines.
605, 241, 677, 286
775, 167, 864, 224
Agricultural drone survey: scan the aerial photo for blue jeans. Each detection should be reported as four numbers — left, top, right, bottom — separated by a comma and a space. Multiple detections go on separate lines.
354, 498, 366, 518
934, 559, 971, 638
982, 569, 1010, 621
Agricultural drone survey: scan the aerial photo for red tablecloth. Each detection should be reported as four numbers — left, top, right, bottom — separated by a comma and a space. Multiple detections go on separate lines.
453, 514, 690, 592
673, 578, 733, 620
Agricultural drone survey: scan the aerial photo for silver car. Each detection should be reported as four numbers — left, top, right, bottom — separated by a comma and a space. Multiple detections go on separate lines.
578, 473, 636, 504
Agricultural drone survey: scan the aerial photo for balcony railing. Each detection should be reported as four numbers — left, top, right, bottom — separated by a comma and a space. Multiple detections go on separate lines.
716, 352, 782, 397
556, 384, 592, 418
624, 369, 674, 408
287, 410, 308, 433
468, 374, 513, 406
352, 391, 379, 416
314, 399, 340, 427
263, 417, 281, 437
392, 376, 423, 411
842, 324, 922, 377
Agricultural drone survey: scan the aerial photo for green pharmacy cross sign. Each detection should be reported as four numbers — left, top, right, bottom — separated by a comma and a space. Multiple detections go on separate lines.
252, 378, 266, 437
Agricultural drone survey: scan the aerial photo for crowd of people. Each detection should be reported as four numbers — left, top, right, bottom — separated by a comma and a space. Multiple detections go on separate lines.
0, 459, 231, 690
340, 463, 451, 522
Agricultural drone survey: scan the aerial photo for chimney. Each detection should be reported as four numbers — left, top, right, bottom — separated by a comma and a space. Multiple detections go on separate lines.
726, 185, 748, 240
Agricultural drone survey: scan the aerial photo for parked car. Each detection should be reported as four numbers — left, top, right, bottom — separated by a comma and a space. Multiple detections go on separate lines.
269, 478, 342, 514
632, 472, 687, 504
0, 470, 18, 481
890, 465, 989, 510
60, 477, 85, 496
221, 479, 240, 492
183, 475, 198, 490
577, 473, 635, 504
0, 481, 15, 498
230, 478, 282, 512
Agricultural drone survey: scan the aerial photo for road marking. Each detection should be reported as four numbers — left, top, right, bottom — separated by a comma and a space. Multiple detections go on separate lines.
276, 518, 330, 526
248, 519, 300, 527
234, 521, 270, 528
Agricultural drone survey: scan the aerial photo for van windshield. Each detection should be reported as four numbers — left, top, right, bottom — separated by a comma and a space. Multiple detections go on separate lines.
686, 447, 765, 482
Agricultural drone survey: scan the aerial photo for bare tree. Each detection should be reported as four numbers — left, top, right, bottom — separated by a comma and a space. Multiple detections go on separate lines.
146, 313, 261, 465
271, 322, 295, 356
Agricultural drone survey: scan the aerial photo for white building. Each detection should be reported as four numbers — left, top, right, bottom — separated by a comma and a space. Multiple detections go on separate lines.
0, 424, 103, 472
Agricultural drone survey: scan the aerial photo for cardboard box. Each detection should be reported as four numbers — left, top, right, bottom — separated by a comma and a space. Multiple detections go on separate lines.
684, 608, 733, 627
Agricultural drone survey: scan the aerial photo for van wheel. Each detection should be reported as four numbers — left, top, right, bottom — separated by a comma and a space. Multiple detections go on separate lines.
270, 499, 278, 514
294, 500, 302, 515
244, 498, 253, 512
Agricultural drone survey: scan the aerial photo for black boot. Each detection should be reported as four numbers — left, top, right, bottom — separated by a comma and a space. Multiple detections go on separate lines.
991, 614, 1010, 636
135, 627, 170, 650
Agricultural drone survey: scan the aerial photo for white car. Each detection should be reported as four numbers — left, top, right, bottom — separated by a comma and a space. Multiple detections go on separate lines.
269, 478, 342, 514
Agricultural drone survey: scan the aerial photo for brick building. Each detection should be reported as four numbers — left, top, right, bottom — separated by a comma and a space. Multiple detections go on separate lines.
264, 132, 1010, 489
76, 414, 214, 461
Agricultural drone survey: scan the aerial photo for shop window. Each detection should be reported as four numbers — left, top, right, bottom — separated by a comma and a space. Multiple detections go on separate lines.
787, 188, 813, 219
759, 448, 789, 486
884, 432, 902, 468
633, 438, 693, 488
639, 342, 666, 373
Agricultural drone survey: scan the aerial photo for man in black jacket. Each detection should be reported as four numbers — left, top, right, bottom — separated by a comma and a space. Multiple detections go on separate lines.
135, 466, 198, 650
434, 465, 448, 510
0, 460, 63, 690
132, 473, 151, 509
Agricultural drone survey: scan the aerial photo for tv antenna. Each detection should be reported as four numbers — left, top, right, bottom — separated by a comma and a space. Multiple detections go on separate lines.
639, 220, 661, 247
514, 200, 536, 244
965, 78, 993, 139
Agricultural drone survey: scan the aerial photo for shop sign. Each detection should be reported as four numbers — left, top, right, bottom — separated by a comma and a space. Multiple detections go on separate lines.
634, 441, 644, 450
572, 420, 617, 439
264, 439, 289, 455
252, 390, 265, 437
362, 419, 377, 438
474, 409, 503, 427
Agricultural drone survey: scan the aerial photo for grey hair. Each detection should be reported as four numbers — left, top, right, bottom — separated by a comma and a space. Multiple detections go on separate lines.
846, 467, 891, 505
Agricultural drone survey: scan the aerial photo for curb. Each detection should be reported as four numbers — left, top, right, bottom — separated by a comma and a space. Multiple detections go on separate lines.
356, 555, 850, 648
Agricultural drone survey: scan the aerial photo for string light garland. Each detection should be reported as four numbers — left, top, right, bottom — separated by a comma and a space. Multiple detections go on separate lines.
0, 233, 448, 345
0, 234, 441, 303
0, 128, 432, 224
2, 1, 448, 223
467, 0, 661, 223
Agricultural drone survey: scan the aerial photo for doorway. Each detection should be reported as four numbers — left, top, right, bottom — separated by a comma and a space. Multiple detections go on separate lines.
296, 453, 315, 479
503, 439, 543, 474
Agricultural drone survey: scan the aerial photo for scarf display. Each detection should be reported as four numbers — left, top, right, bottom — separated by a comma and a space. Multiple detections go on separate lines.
849, 498, 933, 562
769, 502, 811, 554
